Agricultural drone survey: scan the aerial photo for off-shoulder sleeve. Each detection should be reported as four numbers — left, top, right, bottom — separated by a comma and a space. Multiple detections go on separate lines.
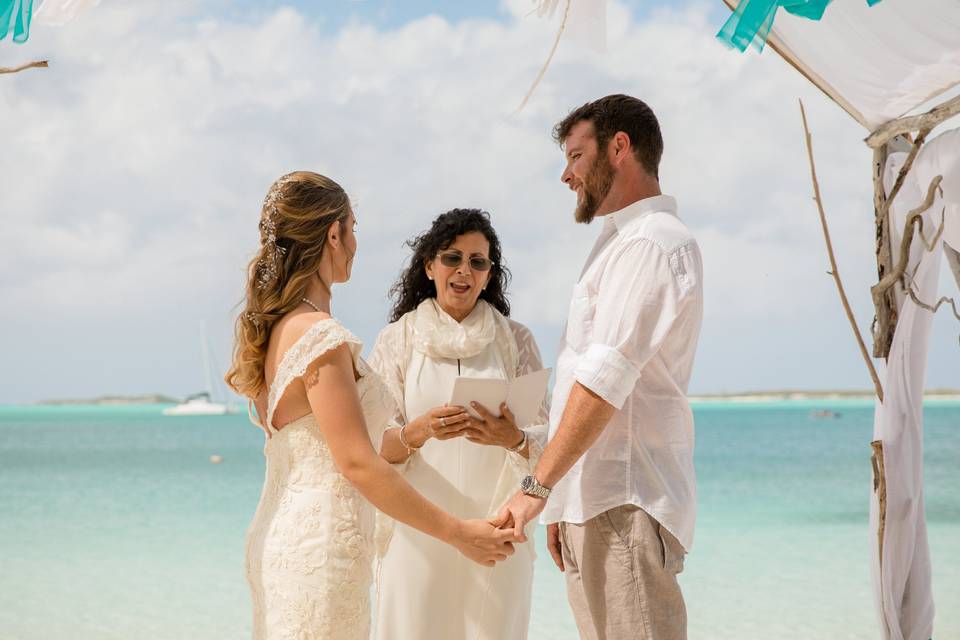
266, 318, 363, 432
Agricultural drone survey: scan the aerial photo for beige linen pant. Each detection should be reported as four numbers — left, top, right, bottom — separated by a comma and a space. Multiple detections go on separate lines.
559, 504, 687, 640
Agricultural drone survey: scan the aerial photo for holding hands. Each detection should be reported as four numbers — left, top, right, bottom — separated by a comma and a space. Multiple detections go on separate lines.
492, 490, 546, 539
452, 518, 524, 567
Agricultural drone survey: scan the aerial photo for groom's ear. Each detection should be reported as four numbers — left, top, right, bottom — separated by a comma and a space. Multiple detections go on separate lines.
611, 131, 631, 165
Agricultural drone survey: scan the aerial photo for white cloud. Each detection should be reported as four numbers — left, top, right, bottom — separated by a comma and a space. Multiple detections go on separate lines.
0, 1, 956, 402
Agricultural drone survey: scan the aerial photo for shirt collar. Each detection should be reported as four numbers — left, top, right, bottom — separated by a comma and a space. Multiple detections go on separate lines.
605, 194, 678, 232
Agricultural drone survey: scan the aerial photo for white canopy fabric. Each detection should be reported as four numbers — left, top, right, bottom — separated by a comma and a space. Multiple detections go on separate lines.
34, 0, 99, 26
873, 127, 960, 640
740, 0, 960, 129
541, 1, 960, 129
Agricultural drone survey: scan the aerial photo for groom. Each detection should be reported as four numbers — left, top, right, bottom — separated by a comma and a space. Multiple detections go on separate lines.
497, 94, 703, 639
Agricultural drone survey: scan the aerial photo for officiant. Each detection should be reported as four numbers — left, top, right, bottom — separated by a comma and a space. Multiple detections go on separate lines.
369, 208, 548, 640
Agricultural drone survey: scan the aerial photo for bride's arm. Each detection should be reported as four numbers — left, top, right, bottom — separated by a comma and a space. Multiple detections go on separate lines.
303, 343, 522, 565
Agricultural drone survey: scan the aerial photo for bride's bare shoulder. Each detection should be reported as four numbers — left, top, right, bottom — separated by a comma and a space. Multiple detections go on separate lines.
267, 311, 340, 359
283, 310, 335, 335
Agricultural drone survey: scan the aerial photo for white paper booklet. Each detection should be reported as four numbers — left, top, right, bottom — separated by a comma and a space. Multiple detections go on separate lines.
450, 368, 552, 427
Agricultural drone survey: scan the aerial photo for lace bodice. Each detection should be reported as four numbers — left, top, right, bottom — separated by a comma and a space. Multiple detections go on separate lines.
245, 317, 395, 640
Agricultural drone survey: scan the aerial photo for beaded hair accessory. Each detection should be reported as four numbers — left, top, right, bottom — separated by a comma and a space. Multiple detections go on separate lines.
256, 173, 297, 291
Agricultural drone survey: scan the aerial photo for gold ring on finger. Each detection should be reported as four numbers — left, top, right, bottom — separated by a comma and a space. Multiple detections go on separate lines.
440, 416, 446, 427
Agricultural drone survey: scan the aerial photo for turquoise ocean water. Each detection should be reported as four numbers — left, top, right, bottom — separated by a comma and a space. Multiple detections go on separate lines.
1, 400, 957, 639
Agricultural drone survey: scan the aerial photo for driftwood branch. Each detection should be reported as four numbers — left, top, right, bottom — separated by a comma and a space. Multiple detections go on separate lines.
872, 144, 898, 357
905, 286, 960, 322
947, 245, 960, 291
799, 100, 884, 402
871, 131, 931, 357
871, 175, 943, 305
918, 209, 946, 252
902, 239, 960, 346
866, 93, 960, 149
886, 129, 930, 209
0, 60, 49, 75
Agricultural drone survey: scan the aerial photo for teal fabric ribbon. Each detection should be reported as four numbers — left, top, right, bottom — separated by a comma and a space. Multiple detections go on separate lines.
717, 0, 882, 52
1, 0, 36, 43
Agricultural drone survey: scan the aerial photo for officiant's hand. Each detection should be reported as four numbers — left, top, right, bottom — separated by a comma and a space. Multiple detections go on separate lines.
464, 402, 525, 450
407, 405, 473, 445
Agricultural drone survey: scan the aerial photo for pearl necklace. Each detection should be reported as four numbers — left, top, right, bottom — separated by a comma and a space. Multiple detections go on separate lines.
301, 298, 323, 312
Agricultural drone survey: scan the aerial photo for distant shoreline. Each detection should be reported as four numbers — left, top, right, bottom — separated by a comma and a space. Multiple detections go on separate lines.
29, 389, 960, 406
689, 389, 960, 403
36, 394, 180, 406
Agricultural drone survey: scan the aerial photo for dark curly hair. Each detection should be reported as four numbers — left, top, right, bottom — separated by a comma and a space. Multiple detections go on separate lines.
389, 209, 511, 323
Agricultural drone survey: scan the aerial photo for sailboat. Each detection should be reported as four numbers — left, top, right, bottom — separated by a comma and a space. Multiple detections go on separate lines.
162, 327, 237, 416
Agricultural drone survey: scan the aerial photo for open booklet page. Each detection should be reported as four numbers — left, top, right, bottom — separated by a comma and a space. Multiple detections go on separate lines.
450, 368, 551, 427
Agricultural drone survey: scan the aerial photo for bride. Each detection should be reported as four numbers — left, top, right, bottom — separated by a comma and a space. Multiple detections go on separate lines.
225, 171, 521, 640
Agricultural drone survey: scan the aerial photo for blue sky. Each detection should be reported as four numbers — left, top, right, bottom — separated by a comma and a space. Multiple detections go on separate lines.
218, 0, 720, 29
220, 0, 505, 27
1, 0, 957, 403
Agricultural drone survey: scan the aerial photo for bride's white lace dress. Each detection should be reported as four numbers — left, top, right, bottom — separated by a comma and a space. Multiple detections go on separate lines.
245, 318, 394, 640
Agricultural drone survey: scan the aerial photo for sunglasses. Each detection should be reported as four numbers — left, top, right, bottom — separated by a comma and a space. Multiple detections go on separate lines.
437, 252, 495, 272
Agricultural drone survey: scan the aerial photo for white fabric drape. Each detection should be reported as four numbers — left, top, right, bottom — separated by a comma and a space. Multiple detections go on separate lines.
34, 0, 99, 26
871, 127, 960, 640
751, 0, 960, 129
532, 0, 607, 50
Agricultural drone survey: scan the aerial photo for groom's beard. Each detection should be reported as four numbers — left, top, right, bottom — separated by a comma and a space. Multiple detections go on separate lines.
574, 152, 615, 224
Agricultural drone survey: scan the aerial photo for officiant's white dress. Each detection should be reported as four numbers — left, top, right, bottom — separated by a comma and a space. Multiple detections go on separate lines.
369, 299, 548, 640
245, 318, 394, 640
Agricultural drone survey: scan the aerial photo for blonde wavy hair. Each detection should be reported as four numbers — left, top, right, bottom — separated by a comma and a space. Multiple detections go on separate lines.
225, 171, 351, 399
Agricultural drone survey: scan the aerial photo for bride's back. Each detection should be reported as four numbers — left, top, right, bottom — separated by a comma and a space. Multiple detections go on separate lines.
259, 309, 335, 431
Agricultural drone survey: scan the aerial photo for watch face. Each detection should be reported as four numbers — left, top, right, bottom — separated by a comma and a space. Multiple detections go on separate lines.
521, 476, 534, 492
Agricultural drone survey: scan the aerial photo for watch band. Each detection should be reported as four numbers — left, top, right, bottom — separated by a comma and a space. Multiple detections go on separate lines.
521, 474, 551, 499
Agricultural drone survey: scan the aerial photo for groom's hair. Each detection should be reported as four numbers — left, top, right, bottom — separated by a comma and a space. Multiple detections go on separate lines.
553, 94, 663, 180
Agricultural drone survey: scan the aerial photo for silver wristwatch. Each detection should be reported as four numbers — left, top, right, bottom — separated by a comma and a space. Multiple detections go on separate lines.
520, 475, 551, 499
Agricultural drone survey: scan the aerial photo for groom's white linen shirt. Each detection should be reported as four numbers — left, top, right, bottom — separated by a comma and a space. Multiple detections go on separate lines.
540, 194, 703, 551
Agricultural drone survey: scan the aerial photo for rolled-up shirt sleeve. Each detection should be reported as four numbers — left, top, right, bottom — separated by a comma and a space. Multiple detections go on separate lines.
573, 238, 687, 410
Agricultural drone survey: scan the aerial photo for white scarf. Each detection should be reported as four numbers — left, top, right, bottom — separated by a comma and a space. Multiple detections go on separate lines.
411, 298, 500, 360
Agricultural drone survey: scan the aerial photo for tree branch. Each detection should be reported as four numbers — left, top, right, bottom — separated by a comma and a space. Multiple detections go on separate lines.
918, 208, 946, 252
0, 60, 49, 75
871, 144, 898, 358
799, 100, 884, 403
905, 286, 960, 323
871, 175, 943, 302
866, 94, 960, 149
885, 129, 930, 211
